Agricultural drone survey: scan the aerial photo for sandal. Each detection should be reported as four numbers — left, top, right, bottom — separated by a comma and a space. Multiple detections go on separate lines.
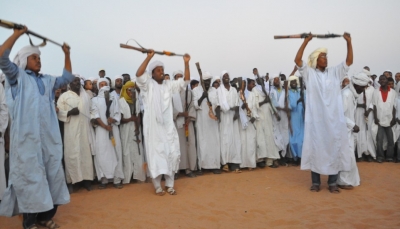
98, 183, 107, 189
166, 187, 177, 195
310, 185, 320, 192
155, 187, 166, 196
328, 185, 341, 194
113, 183, 123, 189
234, 169, 242, 173
222, 164, 229, 172
338, 185, 354, 190
37, 219, 60, 229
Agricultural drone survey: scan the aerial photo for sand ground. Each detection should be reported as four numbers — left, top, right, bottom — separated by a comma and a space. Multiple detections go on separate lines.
1, 162, 400, 229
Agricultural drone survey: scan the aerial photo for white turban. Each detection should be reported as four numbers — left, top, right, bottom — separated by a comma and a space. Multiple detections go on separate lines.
362, 69, 371, 77
220, 70, 229, 80
288, 75, 299, 86
112, 75, 123, 88
307, 47, 328, 68
203, 71, 213, 80
352, 72, 370, 86
148, 60, 164, 73
212, 76, 220, 84
13, 45, 41, 70
173, 70, 183, 79
247, 75, 256, 81
97, 78, 109, 89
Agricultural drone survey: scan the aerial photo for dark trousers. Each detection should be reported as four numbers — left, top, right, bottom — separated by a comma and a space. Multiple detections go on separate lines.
311, 171, 338, 186
376, 125, 394, 160
23, 205, 58, 229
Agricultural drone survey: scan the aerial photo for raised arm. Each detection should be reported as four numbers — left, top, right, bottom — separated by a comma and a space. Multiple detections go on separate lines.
294, 33, 313, 67
343, 33, 353, 66
183, 54, 191, 81
63, 44, 72, 73
136, 50, 155, 77
0, 26, 27, 57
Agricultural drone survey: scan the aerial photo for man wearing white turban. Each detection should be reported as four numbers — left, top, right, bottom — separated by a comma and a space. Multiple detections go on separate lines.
337, 73, 369, 189
111, 75, 124, 100
294, 32, 353, 194
0, 26, 73, 228
136, 50, 191, 195
193, 71, 222, 174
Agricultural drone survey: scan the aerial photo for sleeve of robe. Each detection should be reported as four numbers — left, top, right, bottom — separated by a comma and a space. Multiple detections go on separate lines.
247, 91, 259, 120
342, 90, 355, 129
296, 62, 309, 81
57, 93, 71, 123
192, 87, 203, 110
331, 61, 350, 82
110, 96, 121, 125
91, 98, 100, 120
0, 84, 8, 135
136, 71, 150, 92
168, 78, 186, 95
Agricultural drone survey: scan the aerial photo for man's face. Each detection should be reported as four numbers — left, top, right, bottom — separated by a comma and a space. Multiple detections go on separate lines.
204, 79, 211, 91
99, 71, 105, 78
364, 66, 370, 71
253, 68, 258, 75
174, 74, 183, 80
280, 74, 286, 81
379, 75, 388, 87
371, 75, 377, 81
92, 80, 98, 93
99, 81, 108, 89
222, 73, 230, 84
70, 77, 81, 92
384, 71, 390, 78
395, 73, 400, 83
342, 78, 350, 89
353, 84, 367, 94
126, 86, 134, 98
273, 77, 280, 87
316, 53, 328, 69
388, 81, 394, 89
247, 80, 255, 91
84, 80, 92, 90
26, 54, 41, 73
115, 78, 123, 89
191, 83, 199, 90
290, 79, 297, 89
55, 88, 61, 98
212, 81, 220, 89
123, 74, 131, 84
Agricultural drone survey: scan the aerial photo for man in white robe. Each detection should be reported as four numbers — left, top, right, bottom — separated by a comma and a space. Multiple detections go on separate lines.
135, 50, 191, 195
91, 78, 124, 189
337, 73, 370, 189
216, 71, 242, 173
111, 75, 123, 100
119, 81, 146, 183
172, 71, 197, 178
57, 76, 95, 191
294, 32, 353, 194
0, 82, 8, 201
193, 72, 222, 174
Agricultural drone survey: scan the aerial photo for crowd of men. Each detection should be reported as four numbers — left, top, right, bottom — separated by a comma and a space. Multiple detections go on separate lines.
0, 28, 399, 228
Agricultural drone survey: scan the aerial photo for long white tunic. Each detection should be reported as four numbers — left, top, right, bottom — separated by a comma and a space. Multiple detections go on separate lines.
217, 86, 242, 165
193, 86, 221, 169
57, 90, 94, 184
298, 61, 351, 175
91, 89, 124, 180
248, 88, 280, 160
136, 72, 186, 178
238, 98, 256, 168
119, 96, 146, 183
271, 87, 290, 157
354, 86, 375, 158
0, 84, 8, 200
173, 88, 197, 171
337, 86, 360, 186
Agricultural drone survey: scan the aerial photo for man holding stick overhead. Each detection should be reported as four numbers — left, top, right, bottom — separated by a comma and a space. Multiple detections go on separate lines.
135, 50, 191, 196
0, 26, 72, 228
294, 32, 353, 194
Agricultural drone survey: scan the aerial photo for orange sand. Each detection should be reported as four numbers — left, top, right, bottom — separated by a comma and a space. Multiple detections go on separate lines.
1, 162, 400, 229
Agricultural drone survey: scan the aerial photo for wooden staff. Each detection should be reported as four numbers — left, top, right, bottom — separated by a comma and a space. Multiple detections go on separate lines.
120, 39, 184, 56
195, 62, 218, 121
274, 33, 344, 39
284, 81, 293, 135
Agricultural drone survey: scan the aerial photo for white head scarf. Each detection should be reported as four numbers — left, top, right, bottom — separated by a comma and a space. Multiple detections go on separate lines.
172, 70, 183, 79
148, 60, 164, 73
112, 75, 123, 89
307, 47, 328, 68
288, 75, 299, 87
362, 69, 371, 77
13, 45, 41, 70
218, 70, 230, 111
353, 72, 370, 86
97, 78, 109, 89
203, 71, 213, 80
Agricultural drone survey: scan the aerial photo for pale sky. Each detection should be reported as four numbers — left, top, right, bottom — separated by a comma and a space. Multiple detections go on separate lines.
1, 0, 399, 81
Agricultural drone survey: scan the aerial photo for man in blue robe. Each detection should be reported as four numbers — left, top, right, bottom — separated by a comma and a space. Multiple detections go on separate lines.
0, 26, 72, 229
288, 75, 305, 163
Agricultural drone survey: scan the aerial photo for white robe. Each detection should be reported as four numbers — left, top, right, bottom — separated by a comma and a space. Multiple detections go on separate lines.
270, 87, 290, 157
173, 88, 197, 171
192, 86, 221, 169
91, 90, 124, 180
298, 61, 351, 175
0, 84, 8, 200
136, 72, 186, 178
354, 86, 376, 158
217, 86, 242, 165
248, 88, 280, 160
238, 98, 256, 168
57, 90, 94, 184
119, 97, 146, 183
337, 86, 360, 186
